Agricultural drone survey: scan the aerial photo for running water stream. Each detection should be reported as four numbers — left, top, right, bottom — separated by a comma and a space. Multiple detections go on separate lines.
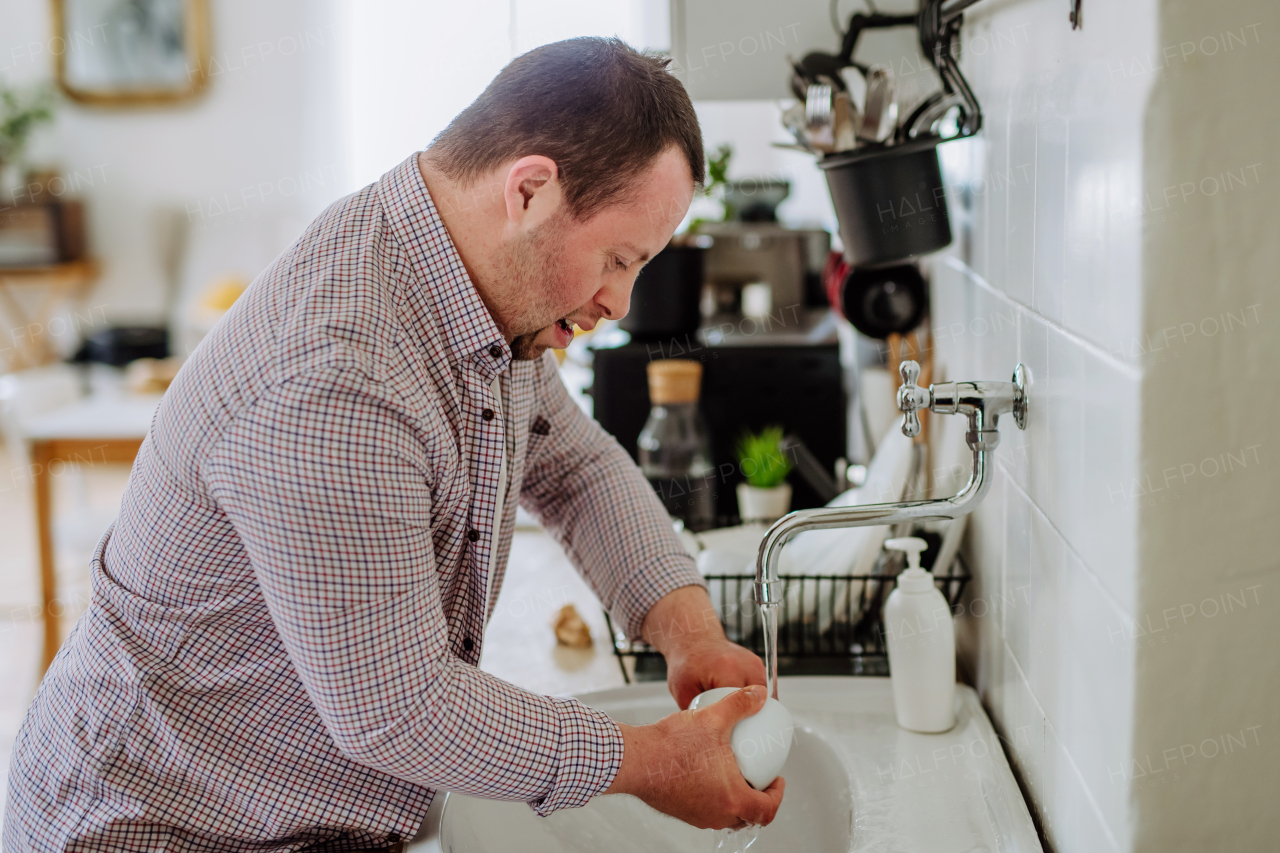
761, 604, 779, 700
713, 826, 760, 852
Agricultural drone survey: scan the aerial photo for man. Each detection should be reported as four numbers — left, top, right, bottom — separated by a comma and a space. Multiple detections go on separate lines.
4, 38, 785, 853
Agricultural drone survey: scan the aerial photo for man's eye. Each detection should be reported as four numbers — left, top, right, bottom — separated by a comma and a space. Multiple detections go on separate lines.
613, 256, 630, 271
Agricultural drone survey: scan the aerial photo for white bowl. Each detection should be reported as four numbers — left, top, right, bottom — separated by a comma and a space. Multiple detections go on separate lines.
690, 687, 794, 790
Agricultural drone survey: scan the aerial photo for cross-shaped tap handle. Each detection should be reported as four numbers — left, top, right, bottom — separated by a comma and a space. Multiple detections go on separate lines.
896, 359, 932, 437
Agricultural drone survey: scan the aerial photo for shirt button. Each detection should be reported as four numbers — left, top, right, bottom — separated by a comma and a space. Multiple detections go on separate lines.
467, 529, 479, 542
462, 637, 474, 652
489, 345, 502, 359
482, 408, 495, 421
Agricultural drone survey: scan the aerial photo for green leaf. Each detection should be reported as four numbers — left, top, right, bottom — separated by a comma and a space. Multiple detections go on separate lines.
0, 83, 56, 167
735, 425, 794, 489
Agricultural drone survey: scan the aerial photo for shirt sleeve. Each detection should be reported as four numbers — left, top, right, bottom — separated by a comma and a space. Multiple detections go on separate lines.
203, 362, 622, 816
519, 353, 706, 641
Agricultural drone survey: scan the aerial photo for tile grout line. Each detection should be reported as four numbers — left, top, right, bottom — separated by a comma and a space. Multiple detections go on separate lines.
1041, 711, 1126, 853
995, 548, 1127, 853
942, 256, 1145, 381
1000, 460, 1135, 623
1029, 114, 1039, 318
996, 633, 1122, 853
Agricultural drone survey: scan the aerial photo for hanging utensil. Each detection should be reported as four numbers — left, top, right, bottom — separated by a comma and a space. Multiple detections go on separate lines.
833, 91, 858, 152
857, 65, 897, 143
806, 82, 835, 152
779, 101, 817, 154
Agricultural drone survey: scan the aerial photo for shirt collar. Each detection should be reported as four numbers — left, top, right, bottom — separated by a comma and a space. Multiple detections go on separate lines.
378, 153, 511, 373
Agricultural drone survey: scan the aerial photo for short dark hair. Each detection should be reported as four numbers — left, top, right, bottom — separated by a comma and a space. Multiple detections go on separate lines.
428, 37, 704, 220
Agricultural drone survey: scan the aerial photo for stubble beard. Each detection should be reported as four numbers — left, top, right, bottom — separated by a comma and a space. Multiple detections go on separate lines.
494, 216, 574, 361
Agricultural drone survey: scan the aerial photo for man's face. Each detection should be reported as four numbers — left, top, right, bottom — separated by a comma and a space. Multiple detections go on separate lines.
493, 147, 695, 360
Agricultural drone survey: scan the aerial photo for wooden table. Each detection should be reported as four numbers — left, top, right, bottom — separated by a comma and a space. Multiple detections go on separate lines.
22, 392, 158, 673
0, 260, 100, 371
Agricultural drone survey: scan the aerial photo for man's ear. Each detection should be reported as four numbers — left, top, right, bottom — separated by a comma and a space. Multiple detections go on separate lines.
502, 155, 562, 228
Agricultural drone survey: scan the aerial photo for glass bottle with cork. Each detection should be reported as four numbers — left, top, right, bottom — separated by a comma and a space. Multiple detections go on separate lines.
637, 359, 716, 531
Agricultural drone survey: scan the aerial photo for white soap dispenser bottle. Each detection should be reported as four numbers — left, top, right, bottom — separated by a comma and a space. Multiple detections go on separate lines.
883, 537, 956, 733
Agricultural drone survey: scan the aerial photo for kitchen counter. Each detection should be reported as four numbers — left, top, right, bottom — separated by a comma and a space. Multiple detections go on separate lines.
479, 525, 626, 696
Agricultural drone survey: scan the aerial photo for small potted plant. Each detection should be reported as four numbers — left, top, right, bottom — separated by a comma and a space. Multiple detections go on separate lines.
735, 425, 794, 523
0, 84, 55, 195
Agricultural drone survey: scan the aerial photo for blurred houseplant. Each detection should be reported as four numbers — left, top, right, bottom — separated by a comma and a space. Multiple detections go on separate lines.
683, 143, 733, 234
0, 83, 55, 195
735, 425, 794, 523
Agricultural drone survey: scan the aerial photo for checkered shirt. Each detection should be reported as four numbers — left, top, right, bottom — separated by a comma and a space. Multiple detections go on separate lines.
3, 154, 703, 852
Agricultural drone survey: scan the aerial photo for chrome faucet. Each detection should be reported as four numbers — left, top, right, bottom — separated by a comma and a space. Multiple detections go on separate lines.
753, 360, 1028, 609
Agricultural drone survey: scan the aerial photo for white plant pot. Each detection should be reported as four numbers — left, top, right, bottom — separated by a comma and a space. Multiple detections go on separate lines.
737, 482, 792, 523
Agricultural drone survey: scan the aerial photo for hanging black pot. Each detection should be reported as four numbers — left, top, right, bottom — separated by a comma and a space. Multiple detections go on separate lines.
803, 0, 981, 267
819, 137, 952, 267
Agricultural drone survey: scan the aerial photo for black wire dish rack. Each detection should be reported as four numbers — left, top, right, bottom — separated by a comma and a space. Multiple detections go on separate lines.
604, 551, 971, 683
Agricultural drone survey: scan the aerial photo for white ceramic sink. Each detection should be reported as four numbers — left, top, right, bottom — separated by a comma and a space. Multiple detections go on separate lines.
409, 677, 1040, 853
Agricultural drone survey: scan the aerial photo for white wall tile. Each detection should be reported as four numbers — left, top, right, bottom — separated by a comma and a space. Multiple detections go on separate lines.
981, 96, 1012, 295
968, 138, 993, 285
1076, 349, 1140, 613
1041, 720, 1122, 853
1021, 316, 1085, 542
1003, 480, 1033, 676
1052, 548, 1135, 845
1060, 113, 1143, 358
931, 258, 980, 383
1032, 111, 1068, 324
996, 641, 1047, 809
1004, 78, 1038, 308
1027, 502, 1065, 722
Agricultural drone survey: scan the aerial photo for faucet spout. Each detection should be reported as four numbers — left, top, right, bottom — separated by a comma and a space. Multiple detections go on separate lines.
752, 361, 1026, 608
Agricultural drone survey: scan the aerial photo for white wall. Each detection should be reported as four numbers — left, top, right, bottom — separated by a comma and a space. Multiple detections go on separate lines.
2, 0, 679, 350
2, 0, 348, 334
343, 0, 672, 189
929, 0, 1280, 851
930, 5, 1150, 850
1135, 1, 1279, 850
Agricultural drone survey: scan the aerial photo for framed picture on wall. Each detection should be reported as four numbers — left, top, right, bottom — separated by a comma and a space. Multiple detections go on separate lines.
53, 0, 210, 105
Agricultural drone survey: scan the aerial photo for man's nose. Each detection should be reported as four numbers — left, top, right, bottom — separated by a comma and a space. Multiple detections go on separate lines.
597, 272, 636, 322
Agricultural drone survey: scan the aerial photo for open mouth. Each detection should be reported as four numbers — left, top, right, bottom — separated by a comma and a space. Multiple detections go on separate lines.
556, 318, 575, 334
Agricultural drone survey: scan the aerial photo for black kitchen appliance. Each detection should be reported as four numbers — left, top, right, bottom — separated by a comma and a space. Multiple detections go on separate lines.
590, 312, 846, 525
617, 244, 705, 340
74, 326, 169, 367
839, 262, 929, 339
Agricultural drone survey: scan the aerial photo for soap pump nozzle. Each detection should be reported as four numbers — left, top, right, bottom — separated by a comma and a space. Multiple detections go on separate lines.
885, 536, 934, 593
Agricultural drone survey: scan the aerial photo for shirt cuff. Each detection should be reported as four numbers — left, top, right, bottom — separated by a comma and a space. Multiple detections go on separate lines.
619, 553, 707, 642
527, 697, 625, 816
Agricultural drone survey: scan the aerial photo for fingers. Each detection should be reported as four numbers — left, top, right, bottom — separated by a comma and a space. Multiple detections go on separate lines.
672, 678, 700, 711
734, 648, 767, 687
715, 684, 768, 725
738, 776, 786, 826
715, 646, 767, 689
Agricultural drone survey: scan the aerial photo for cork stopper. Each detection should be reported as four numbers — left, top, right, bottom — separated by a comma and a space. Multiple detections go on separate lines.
647, 359, 702, 405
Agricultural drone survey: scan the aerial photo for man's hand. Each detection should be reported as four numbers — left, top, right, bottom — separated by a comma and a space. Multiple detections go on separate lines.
641, 585, 767, 709
603, 685, 785, 829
